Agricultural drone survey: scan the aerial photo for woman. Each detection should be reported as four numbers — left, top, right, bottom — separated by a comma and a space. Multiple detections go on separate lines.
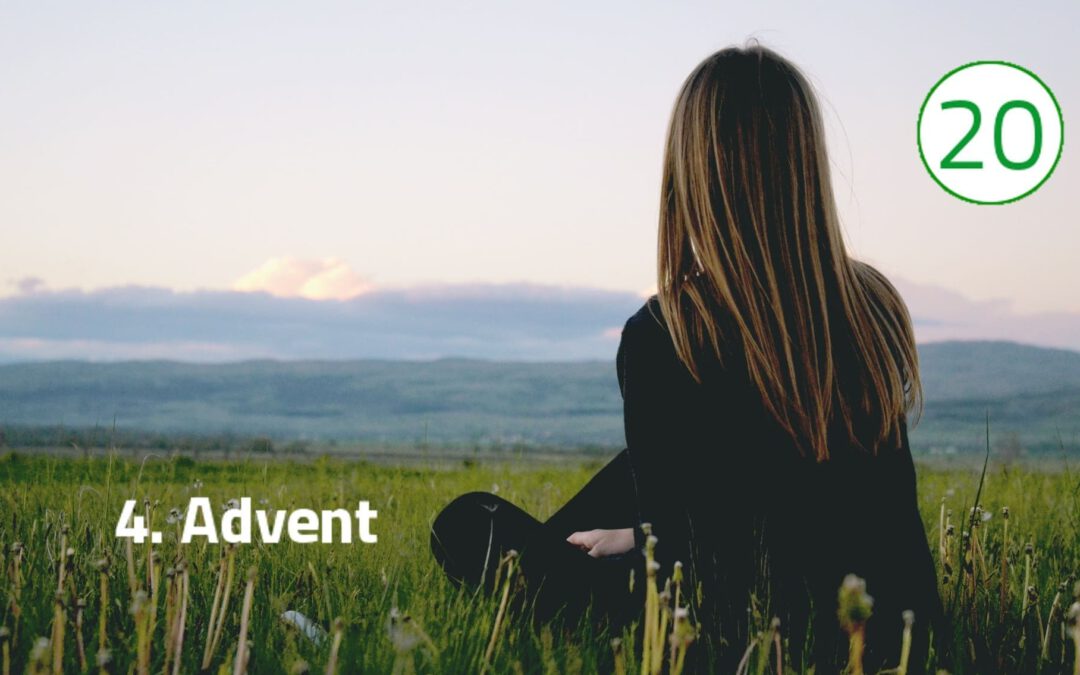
430, 44, 942, 673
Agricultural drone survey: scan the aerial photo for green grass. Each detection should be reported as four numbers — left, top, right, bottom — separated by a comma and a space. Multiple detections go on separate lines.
1, 450, 1079, 673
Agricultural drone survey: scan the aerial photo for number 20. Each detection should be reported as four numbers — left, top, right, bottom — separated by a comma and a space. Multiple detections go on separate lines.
940, 99, 1043, 170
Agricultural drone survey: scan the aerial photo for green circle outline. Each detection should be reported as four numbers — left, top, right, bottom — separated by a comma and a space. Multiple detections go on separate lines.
916, 60, 1065, 205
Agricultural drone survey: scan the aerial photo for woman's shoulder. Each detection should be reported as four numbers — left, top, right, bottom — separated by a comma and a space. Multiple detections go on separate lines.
616, 295, 673, 381
619, 295, 676, 356
623, 294, 666, 333
622, 292, 737, 364
619, 294, 728, 382
617, 295, 703, 404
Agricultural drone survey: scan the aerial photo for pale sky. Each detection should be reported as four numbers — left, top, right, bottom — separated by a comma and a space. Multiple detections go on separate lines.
1, 1, 1077, 313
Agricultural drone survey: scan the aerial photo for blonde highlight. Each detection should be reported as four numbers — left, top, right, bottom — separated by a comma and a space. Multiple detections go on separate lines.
656, 44, 922, 460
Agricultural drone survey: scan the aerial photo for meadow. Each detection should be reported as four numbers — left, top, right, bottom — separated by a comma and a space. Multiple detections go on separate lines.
1, 449, 1079, 674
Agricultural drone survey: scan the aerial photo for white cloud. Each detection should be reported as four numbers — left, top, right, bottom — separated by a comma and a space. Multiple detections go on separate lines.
0, 282, 642, 362
232, 257, 373, 301
2, 276, 1080, 363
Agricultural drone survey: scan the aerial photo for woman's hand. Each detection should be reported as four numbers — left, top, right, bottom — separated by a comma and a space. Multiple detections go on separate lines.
566, 528, 635, 558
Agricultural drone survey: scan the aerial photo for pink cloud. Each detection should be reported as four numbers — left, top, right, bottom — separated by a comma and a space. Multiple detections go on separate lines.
232, 257, 374, 301
894, 277, 1080, 352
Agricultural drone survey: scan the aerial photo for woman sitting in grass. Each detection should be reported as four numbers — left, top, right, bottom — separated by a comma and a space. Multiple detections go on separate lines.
431, 43, 942, 674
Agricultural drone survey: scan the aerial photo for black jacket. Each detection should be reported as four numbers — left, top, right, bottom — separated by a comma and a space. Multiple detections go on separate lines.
616, 295, 943, 673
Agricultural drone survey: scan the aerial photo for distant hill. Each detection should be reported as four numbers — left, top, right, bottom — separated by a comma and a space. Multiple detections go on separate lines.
0, 341, 1077, 454
914, 341, 1080, 453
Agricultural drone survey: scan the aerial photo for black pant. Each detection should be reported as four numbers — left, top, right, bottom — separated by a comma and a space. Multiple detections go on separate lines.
430, 448, 644, 625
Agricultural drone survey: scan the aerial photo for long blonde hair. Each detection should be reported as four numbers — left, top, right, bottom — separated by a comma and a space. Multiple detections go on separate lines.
656, 44, 921, 460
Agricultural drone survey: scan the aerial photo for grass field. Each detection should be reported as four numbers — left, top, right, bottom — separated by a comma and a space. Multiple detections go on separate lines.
1, 450, 1079, 674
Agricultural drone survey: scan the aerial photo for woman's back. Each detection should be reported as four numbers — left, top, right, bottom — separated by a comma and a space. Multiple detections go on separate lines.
432, 41, 943, 675
618, 294, 942, 672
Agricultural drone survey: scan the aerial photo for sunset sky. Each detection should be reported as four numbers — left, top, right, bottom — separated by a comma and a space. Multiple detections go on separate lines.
1, 1, 1078, 360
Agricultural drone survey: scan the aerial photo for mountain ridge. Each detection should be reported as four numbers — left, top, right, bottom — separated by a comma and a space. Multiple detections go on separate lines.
1, 340, 1077, 453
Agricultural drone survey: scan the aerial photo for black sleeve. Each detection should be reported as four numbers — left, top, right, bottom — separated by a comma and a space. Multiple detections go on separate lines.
871, 421, 944, 669
541, 448, 638, 535
616, 314, 695, 567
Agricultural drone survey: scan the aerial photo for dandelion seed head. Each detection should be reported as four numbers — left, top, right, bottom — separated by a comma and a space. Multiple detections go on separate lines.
671, 606, 695, 644
970, 506, 984, 526
30, 637, 50, 662
387, 608, 423, 654
129, 590, 148, 615
290, 660, 311, 675
837, 574, 874, 632
1068, 601, 1080, 626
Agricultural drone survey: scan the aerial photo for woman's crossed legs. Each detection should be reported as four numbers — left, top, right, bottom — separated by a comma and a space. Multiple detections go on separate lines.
429, 449, 644, 625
